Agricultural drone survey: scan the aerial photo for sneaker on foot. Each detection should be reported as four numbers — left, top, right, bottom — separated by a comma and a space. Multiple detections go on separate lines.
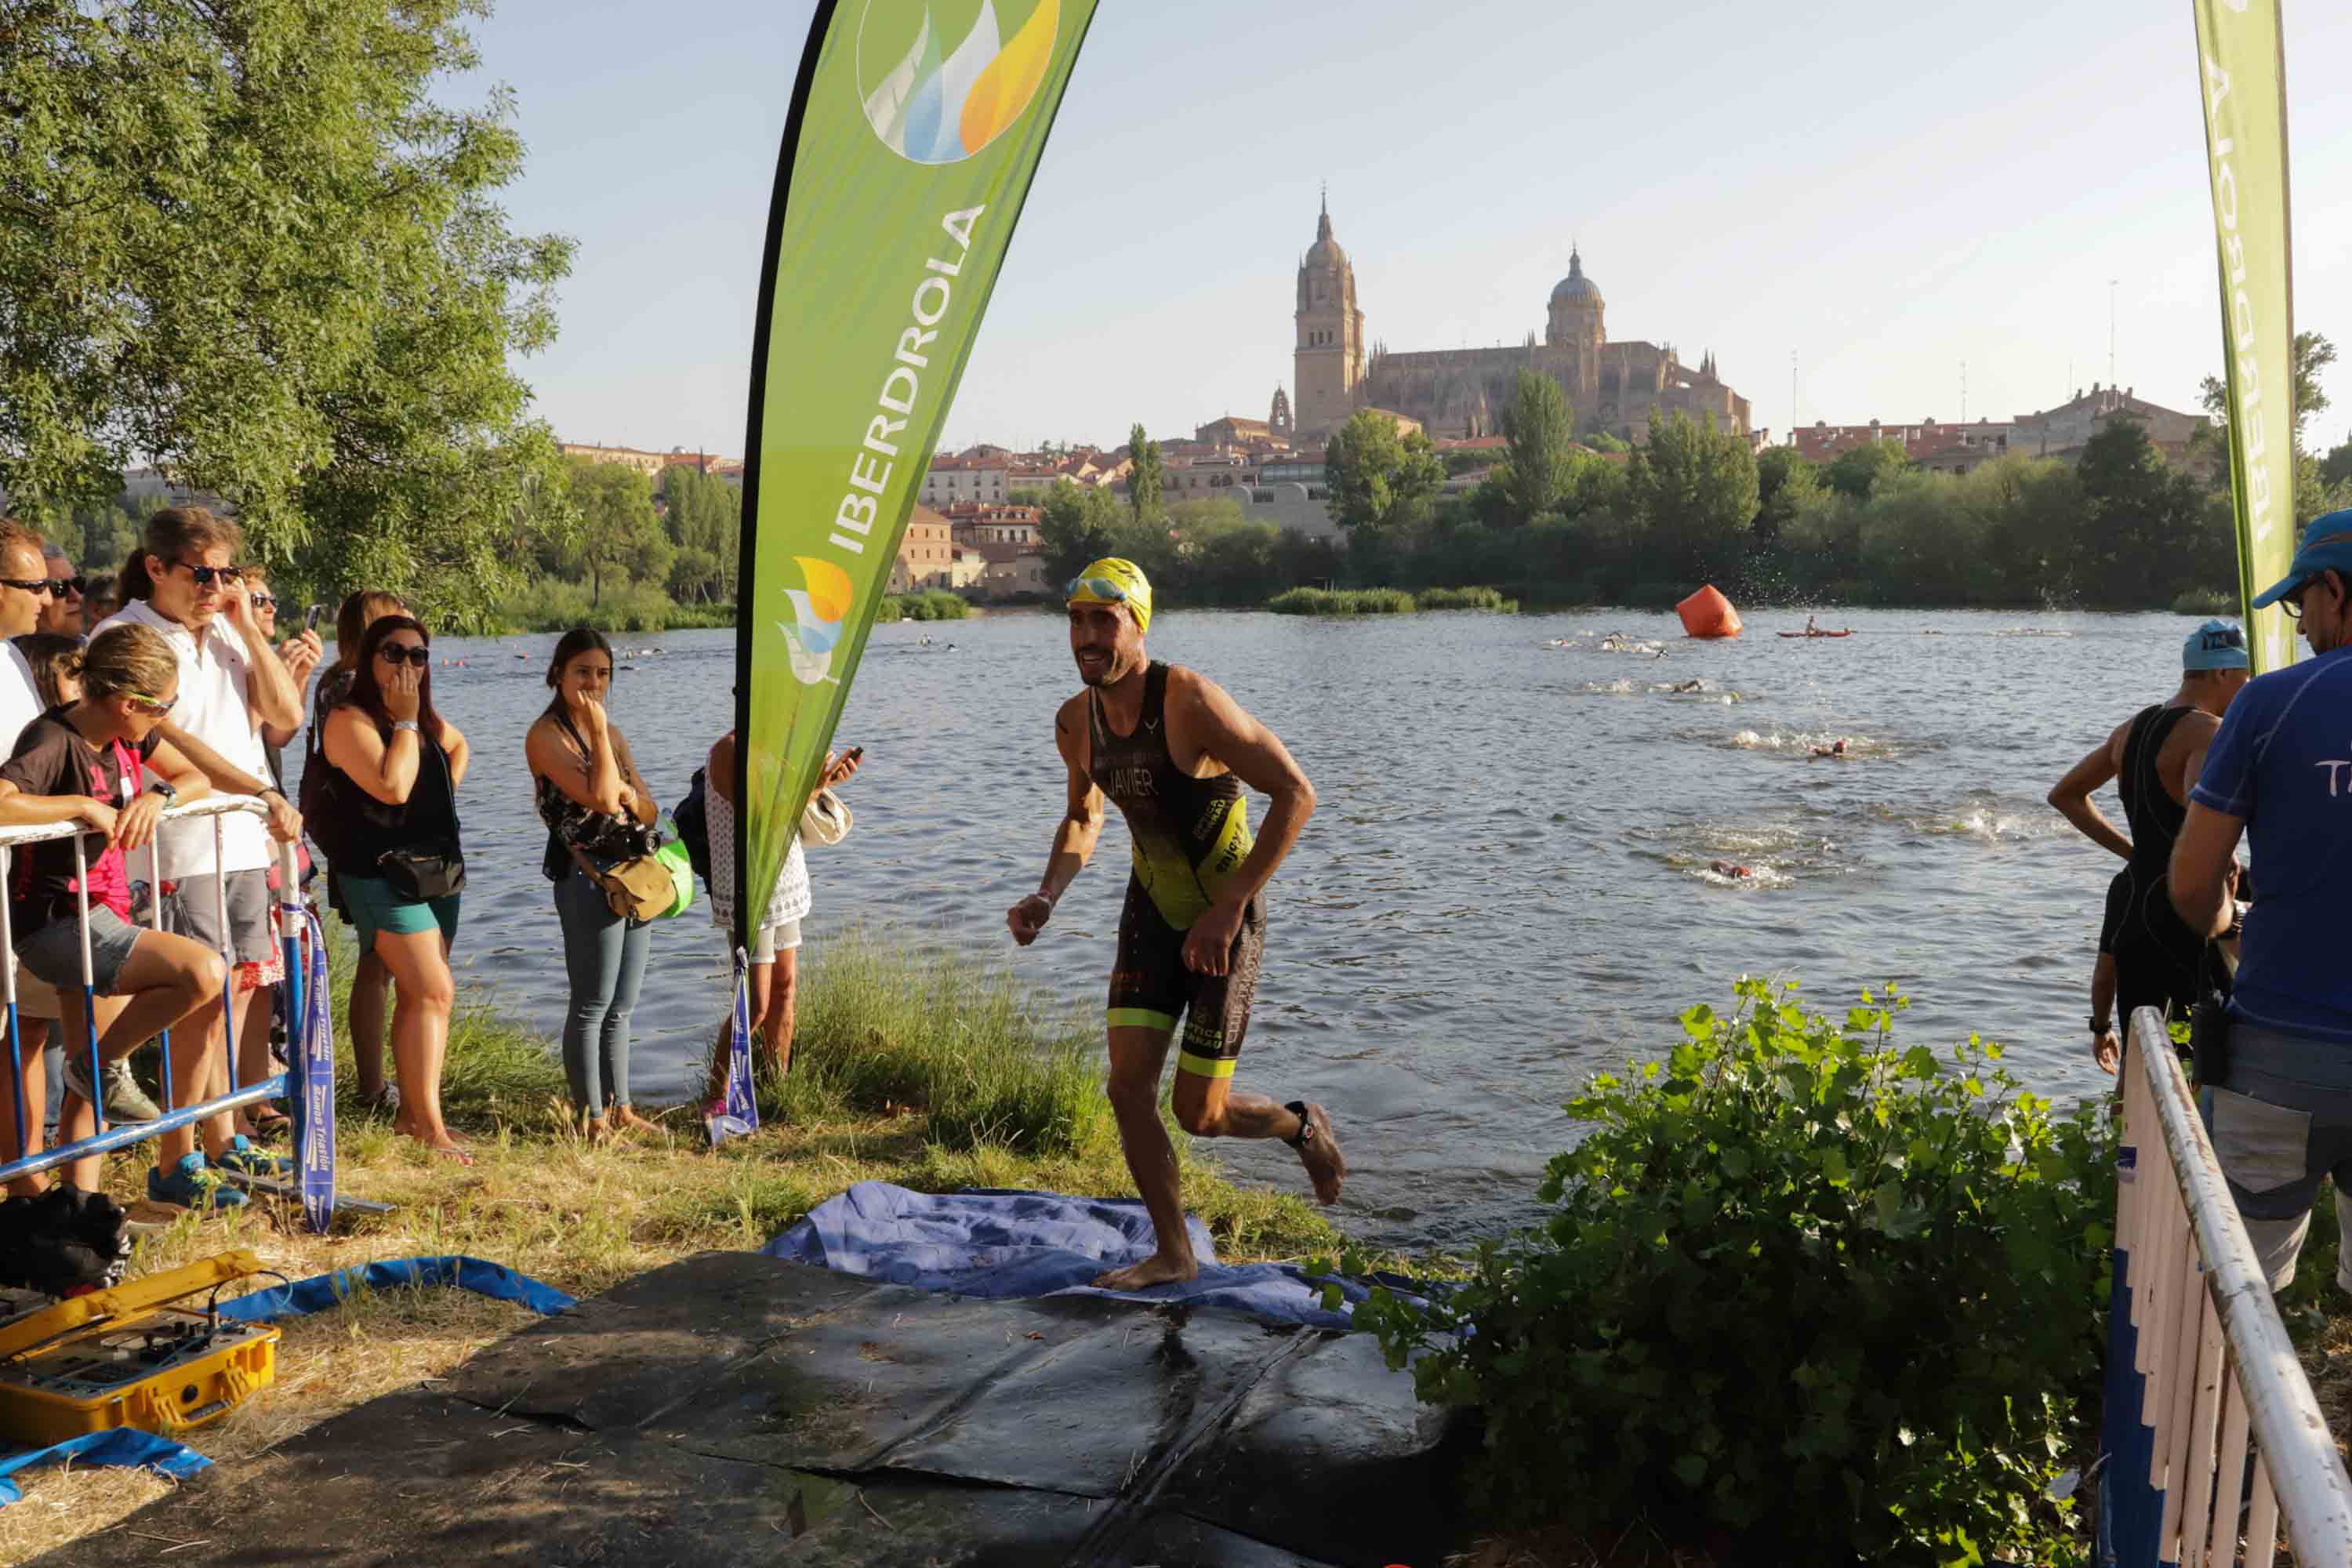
103, 1059, 162, 1123
213, 1135, 292, 1178
147, 1152, 246, 1210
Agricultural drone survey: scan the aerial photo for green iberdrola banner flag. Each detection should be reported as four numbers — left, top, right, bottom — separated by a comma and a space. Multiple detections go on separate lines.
2190, 0, 2296, 673
735, 0, 1098, 941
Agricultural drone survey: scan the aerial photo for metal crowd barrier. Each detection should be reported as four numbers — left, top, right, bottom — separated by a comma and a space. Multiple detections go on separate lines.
2109, 1006, 2352, 1565
0, 797, 311, 1187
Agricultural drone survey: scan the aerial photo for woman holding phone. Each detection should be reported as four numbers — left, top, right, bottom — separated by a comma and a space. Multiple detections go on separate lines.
702, 732, 862, 1109
526, 628, 661, 1142
316, 615, 471, 1162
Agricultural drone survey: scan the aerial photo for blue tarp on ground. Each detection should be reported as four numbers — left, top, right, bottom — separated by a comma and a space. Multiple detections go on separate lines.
218, 1255, 576, 1323
0, 1428, 209, 1504
764, 1182, 1423, 1330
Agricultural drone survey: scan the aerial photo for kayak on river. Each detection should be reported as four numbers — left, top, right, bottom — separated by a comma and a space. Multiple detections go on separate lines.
1780, 630, 1855, 639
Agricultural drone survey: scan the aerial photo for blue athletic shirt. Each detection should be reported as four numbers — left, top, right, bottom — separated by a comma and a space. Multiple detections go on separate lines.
2190, 645, 2352, 1042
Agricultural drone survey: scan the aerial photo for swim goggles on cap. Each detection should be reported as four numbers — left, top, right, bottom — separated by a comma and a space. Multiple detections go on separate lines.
1066, 575, 1132, 604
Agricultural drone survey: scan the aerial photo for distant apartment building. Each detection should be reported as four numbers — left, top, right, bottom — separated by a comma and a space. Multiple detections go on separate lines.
1794, 384, 2209, 477
921, 456, 1009, 507
978, 541, 1052, 600
559, 441, 740, 477
944, 501, 1041, 548
891, 505, 983, 591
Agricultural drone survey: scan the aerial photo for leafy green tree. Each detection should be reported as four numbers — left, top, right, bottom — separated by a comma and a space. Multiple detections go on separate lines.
1628, 412, 1759, 579
1753, 446, 1821, 548
1500, 370, 1575, 523
1040, 483, 1123, 581
1127, 423, 1163, 521
1323, 411, 1443, 532
0, 0, 574, 628
661, 466, 741, 603
2072, 418, 2208, 608
2321, 437, 2352, 492
2202, 329, 2336, 448
1581, 430, 1631, 455
1824, 439, 1911, 501
558, 459, 669, 607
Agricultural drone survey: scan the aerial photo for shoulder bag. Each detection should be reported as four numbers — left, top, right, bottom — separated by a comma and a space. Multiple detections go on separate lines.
379, 728, 465, 902
570, 817, 695, 923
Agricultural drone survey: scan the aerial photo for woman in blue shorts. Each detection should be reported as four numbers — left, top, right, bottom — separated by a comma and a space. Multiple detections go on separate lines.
316, 615, 472, 1163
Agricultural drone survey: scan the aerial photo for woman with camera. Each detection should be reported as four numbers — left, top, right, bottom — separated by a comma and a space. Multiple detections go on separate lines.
315, 615, 471, 1163
525, 628, 661, 1143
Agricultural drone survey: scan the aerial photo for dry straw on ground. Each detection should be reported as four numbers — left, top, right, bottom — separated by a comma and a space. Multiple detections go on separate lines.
0, 934, 1336, 1562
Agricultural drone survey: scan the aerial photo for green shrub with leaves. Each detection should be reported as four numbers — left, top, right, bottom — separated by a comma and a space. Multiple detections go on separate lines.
1354, 980, 2114, 1565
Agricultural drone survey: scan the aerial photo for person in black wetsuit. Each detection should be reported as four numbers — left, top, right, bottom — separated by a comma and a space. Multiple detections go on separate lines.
1007, 557, 1344, 1291
2049, 619, 2252, 1070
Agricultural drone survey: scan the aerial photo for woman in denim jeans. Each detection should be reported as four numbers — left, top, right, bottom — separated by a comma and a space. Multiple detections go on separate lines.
525, 628, 660, 1143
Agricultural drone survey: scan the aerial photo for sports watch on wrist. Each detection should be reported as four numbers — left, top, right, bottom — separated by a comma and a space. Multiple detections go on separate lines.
2089, 1016, 2111, 1035
145, 779, 176, 804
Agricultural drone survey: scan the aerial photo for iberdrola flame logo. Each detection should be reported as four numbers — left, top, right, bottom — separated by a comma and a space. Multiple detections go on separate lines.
776, 555, 854, 684
858, 0, 1060, 165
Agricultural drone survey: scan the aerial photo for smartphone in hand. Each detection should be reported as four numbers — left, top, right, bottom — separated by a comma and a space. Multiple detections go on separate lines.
305, 602, 330, 633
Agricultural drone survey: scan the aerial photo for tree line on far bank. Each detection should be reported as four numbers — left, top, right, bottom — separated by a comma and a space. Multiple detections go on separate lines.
1042, 349, 2352, 614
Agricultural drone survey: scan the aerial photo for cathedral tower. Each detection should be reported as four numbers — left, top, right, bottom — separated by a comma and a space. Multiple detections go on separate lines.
1545, 247, 1606, 405
1294, 194, 1364, 442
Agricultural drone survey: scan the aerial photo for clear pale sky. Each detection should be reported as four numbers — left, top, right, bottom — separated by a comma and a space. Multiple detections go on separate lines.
459, 0, 2352, 457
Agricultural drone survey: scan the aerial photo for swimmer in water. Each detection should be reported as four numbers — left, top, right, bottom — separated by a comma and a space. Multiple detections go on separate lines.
1709, 860, 1754, 880
1671, 678, 1704, 694
1809, 739, 1849, 758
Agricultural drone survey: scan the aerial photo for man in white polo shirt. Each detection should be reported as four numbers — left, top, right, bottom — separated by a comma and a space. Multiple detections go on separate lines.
99, 506, 314, 1207
0, 517, 67, 1192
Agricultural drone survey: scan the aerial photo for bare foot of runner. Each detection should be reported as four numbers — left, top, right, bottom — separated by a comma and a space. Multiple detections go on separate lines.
612, 1106, 663, 1138
1094, 1250, 1201, 1290
1291, 1102, 1346, 1205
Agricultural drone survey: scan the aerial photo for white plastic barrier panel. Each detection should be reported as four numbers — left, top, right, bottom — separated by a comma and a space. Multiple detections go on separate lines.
2107, 1006, 2352, 1566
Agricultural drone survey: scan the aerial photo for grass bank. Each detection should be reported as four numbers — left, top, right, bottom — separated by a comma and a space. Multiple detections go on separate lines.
0, 933, 1334, 1563
490, 578, 735, 633
1267, 585, 1518, 615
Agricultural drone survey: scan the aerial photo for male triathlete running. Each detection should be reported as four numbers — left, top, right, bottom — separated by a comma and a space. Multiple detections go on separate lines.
2048, 619, 2251, 1069
1007, 558, 1343, 1290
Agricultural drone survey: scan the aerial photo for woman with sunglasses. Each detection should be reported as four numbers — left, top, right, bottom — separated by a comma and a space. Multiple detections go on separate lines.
527, 628, 662, 1142
308, 590, 408, 1113
0, 624, 242, 1205
315, 616, 473, 1162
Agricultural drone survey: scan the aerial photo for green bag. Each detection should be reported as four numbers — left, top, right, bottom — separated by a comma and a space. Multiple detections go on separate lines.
651, 832, 695, 920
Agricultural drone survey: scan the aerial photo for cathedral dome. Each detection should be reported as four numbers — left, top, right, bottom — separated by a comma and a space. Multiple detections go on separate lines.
1551, 247, 1602, 306
1304, 204, 1348, 272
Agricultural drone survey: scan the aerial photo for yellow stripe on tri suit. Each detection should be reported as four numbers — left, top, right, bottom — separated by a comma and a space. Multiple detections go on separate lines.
1178, 1049, 1239, 1080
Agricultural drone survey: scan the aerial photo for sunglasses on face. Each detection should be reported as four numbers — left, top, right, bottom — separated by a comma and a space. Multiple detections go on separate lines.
250, 593, 278, 613
122, 691, 176, 716
172, 562, 242, 588
51, 576, 85, 598
378, 644, 430, 667
0, 579, 54, 597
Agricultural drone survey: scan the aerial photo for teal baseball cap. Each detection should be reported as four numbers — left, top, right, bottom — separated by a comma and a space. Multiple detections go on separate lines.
2183, 619, 2251, 671
2249, 507, 2352, 608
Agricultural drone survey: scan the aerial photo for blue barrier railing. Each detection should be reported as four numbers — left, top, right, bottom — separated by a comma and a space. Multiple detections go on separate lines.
0, 799, 318, 1203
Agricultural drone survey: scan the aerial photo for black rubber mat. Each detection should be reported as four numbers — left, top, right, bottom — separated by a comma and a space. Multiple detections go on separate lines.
26, 1250, 1466, 1566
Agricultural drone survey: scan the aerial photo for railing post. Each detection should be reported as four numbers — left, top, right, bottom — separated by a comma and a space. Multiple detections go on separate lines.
70, 834, 100, 1138
149, 837, 172, 1108
1, 844, 23, 1163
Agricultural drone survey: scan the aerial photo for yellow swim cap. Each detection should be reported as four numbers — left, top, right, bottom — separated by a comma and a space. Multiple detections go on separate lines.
1066, 557, 1152, 634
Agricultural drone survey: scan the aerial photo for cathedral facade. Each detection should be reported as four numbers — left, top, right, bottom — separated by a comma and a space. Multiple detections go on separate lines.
1288, 201, 1752, 447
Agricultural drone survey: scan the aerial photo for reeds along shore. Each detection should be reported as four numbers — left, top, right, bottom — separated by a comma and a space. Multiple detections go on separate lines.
1268, 585, 1518, 615
0, 929, 1337, 1562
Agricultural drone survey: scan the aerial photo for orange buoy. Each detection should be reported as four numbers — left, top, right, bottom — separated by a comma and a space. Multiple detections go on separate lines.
1676, 584, 1743, 640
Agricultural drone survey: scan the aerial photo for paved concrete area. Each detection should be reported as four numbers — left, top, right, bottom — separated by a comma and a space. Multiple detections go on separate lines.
31, 1250, 1468, 1566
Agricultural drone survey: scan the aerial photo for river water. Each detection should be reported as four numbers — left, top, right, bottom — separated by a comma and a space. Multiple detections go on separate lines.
328, 608, 2183, 1250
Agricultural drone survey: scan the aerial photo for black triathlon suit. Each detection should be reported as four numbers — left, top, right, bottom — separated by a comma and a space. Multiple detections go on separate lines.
1090, 662, 1265, 1079
2100, 703, 2229, 1028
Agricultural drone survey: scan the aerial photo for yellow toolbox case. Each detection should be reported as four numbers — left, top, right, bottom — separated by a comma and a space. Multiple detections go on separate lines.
0, 1250, 278, 1446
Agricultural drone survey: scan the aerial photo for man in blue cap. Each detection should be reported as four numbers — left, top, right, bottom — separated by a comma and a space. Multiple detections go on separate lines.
2050, 618, 2251, 1072
2172, 509, 2352, 1291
